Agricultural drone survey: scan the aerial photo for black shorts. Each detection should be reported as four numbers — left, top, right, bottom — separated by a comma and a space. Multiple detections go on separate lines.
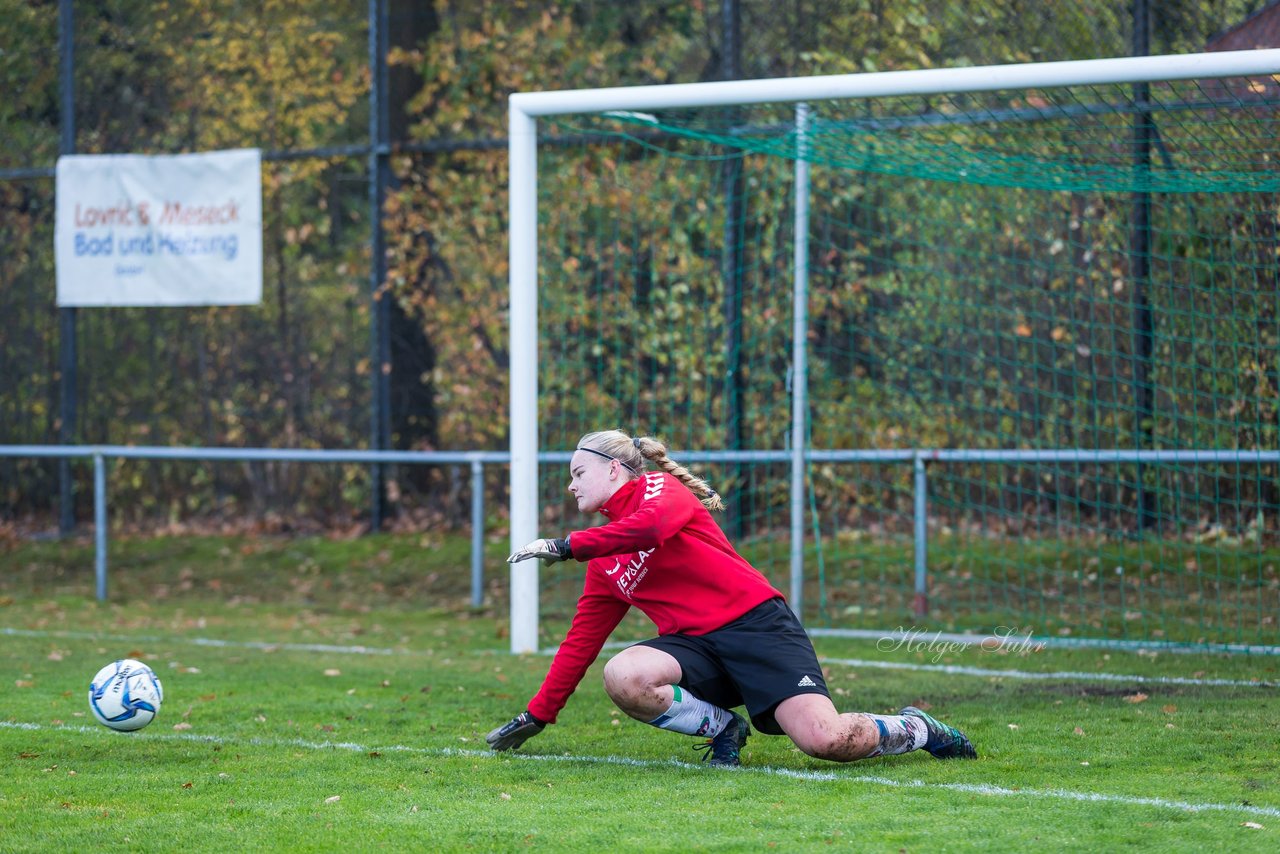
635, 597, 828, 735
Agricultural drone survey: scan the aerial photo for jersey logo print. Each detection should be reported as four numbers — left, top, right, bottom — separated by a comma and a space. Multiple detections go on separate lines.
642, 472, 664, 502
605, 559, 623, 576
615, 549, 654, 598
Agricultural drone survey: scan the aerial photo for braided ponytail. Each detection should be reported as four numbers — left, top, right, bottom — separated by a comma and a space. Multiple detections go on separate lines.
633, 435, 725, 512
575, 430, 724, 512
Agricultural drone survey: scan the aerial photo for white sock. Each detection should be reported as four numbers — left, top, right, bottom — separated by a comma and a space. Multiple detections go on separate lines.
646, 686, 732, 738
864, 713, 928, 756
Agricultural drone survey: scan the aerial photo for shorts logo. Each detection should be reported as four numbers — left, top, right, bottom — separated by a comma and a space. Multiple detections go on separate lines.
797, 674, 817, 687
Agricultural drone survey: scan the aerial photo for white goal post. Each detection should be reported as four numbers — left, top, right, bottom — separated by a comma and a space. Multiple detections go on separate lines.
507, 48, 1280, 654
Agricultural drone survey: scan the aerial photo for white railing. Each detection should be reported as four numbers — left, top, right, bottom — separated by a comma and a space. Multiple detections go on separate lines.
4, 446, 1275, 623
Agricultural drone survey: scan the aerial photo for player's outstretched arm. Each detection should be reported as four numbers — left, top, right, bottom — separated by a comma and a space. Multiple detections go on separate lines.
486, 710, 546, 751
506, 537, 572, 563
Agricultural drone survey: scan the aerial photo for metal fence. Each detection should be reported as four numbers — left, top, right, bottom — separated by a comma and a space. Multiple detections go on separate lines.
1, 0, 1211, 532
7, 445, 1275, 628
5, 1, 1275, 653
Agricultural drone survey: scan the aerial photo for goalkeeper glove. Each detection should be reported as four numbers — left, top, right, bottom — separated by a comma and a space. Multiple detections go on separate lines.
506, 537, 572, 564
486, 710, 546, 751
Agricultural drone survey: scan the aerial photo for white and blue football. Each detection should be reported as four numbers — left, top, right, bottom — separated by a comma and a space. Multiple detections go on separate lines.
88, 659, 164, 732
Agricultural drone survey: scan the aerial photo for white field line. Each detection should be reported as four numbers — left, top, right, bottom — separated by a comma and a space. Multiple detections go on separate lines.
554, 640, 1280, 689
2, 719, 1278, 820
808, 627, 1280, 657
7, 626, 1275, 689
819, 656, 1280, 689
0, 626, 398, 656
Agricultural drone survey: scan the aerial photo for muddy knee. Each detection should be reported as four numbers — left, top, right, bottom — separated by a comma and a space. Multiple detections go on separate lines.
788, 716, 878, 761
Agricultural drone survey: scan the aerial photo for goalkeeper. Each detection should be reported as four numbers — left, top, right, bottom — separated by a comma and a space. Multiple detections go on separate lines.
488, 429, 976, 767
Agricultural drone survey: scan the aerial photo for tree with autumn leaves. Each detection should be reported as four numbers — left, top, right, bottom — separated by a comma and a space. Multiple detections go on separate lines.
1, 0, 1274, 527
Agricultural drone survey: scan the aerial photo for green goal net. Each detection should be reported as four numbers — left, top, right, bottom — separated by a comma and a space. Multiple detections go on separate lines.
520, 57, 1280, 652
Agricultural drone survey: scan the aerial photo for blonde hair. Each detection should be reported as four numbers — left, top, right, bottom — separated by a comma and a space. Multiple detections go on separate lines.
576, 429, 725, 512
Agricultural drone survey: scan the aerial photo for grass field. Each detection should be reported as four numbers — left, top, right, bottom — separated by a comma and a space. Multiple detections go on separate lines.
3, 532, 1279, 851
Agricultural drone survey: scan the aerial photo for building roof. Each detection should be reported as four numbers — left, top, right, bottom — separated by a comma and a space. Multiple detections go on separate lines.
1206, 0, 1280, 50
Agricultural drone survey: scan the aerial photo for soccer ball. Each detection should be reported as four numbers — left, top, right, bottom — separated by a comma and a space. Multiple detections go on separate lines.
88, 659, 164, 732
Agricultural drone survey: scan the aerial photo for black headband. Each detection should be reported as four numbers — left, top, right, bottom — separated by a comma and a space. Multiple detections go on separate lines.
575, 446, 638, 474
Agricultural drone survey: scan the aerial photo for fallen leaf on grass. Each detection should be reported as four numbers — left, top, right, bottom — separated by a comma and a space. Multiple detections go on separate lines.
324, 669, 341, 677
1123, 693, 1149, 703
325, 795, 341, 804
1007, 724, 1019, 730
1073, 727, 1085, 736
1242, 822, 1264, 829
500, 793, 511, 800
173, 722, 193, 731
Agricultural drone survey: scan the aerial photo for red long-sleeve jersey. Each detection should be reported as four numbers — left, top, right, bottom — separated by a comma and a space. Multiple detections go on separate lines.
526, 471, 783, 724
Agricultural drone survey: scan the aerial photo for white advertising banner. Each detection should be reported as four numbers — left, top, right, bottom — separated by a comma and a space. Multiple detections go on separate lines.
55, 148, 263, 307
